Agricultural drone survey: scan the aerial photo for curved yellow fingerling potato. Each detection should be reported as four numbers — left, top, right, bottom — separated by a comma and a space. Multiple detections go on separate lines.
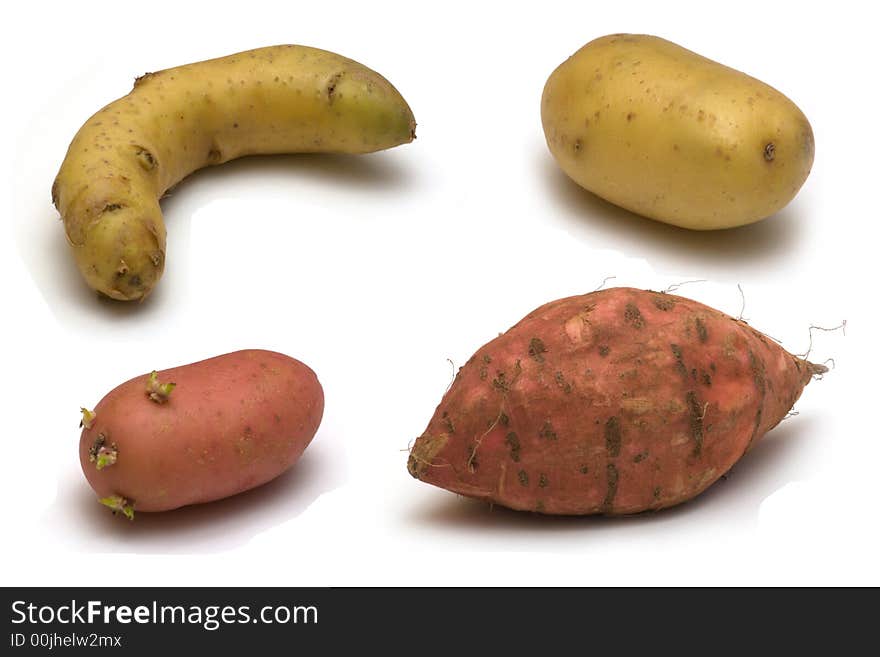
541, 34, 814, 230
53, 45, 416, 300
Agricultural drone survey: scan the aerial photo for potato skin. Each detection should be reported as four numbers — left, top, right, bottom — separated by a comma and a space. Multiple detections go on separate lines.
79, 350, 324, 513
541, 34, 814, 229
408, 288, 823, 515
53, 45, 416, 300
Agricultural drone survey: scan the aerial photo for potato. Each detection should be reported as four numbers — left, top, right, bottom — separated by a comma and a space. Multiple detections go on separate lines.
408, 288, 825, 515
52, 45, 416, 300
541, 34, 814, 229
79, 350, 324, 517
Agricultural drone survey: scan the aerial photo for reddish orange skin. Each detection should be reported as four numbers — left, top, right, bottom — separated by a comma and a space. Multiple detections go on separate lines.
408, 288, 820, 515
80, 349, 324, 512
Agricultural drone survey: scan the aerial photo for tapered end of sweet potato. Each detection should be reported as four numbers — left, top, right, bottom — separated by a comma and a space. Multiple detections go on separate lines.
407, 433, 449, 480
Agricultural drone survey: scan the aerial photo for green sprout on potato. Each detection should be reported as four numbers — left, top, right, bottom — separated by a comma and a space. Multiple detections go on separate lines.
88, 433, 117, 470
95, 446, 117, 470
99, 495, 134, 520
146, 371, 176, 403
80, 407, 96, 429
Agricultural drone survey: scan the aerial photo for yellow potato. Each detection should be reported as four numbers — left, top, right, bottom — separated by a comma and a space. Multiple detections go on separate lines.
53, 45, 416, 300
541, 34, 814, 230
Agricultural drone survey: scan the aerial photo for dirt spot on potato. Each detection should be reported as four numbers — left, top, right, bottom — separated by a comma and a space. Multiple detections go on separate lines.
518, 469, 529, 486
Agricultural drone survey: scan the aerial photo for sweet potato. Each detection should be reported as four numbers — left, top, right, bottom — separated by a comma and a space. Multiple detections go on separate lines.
408, 287, 825, 515
79, 349, 324, 517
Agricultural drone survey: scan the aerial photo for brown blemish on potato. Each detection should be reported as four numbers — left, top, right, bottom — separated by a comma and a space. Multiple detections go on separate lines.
764, 142, 776, 162
746, 350, 767, 449
504, 432, 521, 462
598, 345, 610, 357
518, 469, 529, 486
325, 72, 344, 103
441, 411, 455, 434
685, 390, 705, 457
528, 338, 547, 362
538, 473, 548, 488
602, 464, 619, 512
539, 421, 558, 441
624, 303, 645, 328
133, 146, 156, 171
605, 416, 622, 457
133, 71, 155, 87
492, 360, 522, 392
695, 317, 708, 343
554, 371, 572, 394
407, 432, 450, 479
670, 344, 687, 377
653, 295, 676, 311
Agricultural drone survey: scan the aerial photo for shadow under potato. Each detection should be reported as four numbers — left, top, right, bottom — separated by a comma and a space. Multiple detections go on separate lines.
27, 150, 415, 325
539, 156, 807, 272
61, 449, 336, 554
408, 417, 811, 534
163, 150, 415, 199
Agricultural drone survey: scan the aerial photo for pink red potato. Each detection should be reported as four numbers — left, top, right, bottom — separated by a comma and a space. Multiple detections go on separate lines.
408, 288, 824, 515
79, 350, 324, 518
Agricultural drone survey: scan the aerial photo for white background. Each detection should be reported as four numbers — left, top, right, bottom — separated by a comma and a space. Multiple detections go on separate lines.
1, 0, 876, 586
